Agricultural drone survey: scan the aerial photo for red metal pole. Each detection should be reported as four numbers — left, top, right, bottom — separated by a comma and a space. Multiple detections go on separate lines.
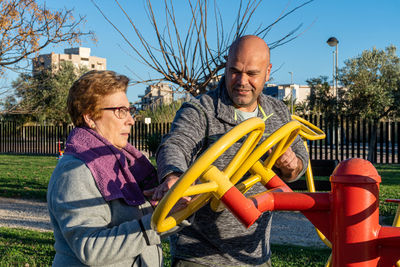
330, 158, 381, 266
222, 158, 400, 265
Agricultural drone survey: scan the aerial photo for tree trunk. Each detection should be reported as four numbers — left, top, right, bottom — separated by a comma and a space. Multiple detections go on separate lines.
367, 120, 378, 163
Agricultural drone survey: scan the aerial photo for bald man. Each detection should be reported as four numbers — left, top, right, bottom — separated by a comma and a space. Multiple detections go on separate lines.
155, 35, 309, 266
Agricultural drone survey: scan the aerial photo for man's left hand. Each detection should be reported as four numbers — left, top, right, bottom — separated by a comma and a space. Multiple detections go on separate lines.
273, 147, 302, 182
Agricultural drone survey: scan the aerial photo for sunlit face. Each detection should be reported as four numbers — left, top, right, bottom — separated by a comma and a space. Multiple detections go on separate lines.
225, 39, 272, 112
89, 91, 134, 149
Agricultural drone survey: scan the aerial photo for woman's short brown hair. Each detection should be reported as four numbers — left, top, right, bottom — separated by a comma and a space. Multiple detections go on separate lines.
67, 70, 130, 127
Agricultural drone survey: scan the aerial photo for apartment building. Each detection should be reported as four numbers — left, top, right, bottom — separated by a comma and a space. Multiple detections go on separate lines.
139, 82, 174, 110
263, 84, 311, 103
32, 47, 106, 73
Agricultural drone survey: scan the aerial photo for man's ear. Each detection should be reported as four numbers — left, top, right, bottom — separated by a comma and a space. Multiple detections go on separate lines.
265, 63, 272, 82
83, 114, 95, 129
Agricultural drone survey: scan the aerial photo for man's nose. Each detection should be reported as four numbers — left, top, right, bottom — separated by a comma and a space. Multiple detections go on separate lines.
236, 73, 248, 85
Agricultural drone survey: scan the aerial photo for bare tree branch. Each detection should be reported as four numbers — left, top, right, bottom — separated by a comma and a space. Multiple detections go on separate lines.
93, 0, 314, 96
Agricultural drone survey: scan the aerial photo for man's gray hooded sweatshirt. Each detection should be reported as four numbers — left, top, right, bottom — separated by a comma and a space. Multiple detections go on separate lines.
156, 77, 309, 266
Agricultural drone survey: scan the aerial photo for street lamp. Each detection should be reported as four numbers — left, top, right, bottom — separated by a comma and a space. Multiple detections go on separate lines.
326, 37, 339, 101
289, 71, 294, 114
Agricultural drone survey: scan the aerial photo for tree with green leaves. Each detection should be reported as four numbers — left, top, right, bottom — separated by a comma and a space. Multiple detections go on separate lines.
4, 61, 88, 125
339, 45, 400, 162
305, 76, 337, 119
138, 100, 183, 123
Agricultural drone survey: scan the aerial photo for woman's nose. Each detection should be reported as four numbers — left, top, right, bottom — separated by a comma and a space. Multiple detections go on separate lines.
126, 114, 135, 125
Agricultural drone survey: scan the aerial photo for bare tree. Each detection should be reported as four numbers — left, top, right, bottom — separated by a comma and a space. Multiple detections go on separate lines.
92, 0, 314, 96
0, 0, 95, 74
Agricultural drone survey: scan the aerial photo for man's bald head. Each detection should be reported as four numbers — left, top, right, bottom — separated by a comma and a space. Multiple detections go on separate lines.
227, 35, 270, 65
224, 35, 272, 112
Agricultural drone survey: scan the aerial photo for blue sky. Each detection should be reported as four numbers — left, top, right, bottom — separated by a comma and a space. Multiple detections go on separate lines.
5, 0, 400, 103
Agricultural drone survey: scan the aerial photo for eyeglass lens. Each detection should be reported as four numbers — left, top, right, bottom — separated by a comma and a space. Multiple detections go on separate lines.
118, 107, 136, 118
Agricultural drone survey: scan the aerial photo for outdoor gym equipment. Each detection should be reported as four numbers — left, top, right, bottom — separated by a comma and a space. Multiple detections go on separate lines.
151, 117, 266, 232
57, 139, 64, 160
252, 158, 400, 266
152, 117, 400, 266
152, 116, 315, 231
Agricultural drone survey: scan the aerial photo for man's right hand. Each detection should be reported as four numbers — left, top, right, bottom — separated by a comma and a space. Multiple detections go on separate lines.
152, 173, 181, 201
143, 172, 192, 213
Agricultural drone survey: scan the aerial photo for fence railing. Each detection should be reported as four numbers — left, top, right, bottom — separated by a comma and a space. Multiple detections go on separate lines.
0, 116, 399, 164
0, 121, 171, 156
303, 114, 399, 164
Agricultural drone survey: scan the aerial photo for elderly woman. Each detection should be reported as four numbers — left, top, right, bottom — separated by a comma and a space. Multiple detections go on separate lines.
47, 70, 165, 266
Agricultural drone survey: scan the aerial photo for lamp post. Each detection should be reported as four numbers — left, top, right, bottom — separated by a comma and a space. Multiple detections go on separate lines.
326, 37, 339, 102
327, 37, 340, 145
289, 71, 294, 114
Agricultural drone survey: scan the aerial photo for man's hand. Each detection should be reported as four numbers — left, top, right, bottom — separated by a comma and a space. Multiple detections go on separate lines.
143, 173, 181, 201
273, 147, 303, 182
143, 173, 191, 213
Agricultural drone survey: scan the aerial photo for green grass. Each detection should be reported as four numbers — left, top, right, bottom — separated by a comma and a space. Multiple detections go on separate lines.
0, 154, 399, 266
270, 245, 331, 266
0, 227, 55, 267
375, 164, 400, 220
0, 154, 57, 200
0, 227, 330, 267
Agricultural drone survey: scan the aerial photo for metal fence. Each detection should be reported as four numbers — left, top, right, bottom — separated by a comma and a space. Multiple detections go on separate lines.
303, 114, 399, 164
0, 122, 73, 155
0, 116, 399, 164
0, 121, 170, 156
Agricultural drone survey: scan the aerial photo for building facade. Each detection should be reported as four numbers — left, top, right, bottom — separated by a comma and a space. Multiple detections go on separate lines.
32, 47, 106, 73
263, 84, 311, 103
139, 82, 174, 110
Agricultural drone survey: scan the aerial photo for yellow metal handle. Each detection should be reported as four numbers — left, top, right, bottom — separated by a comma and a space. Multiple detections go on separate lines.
291, 115, 325, 141
210, 121, 303, 211
151, 117, 265, 233
232, 120, 302, 186
212, 116, 327, 214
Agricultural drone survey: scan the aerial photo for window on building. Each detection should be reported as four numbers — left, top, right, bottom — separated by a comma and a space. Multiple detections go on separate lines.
278, 90, 285, 100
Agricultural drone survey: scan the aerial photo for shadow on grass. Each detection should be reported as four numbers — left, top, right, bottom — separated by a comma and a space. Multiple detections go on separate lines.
0, 228, 53, 246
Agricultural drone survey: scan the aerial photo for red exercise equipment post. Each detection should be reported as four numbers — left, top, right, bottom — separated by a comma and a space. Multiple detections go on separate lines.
224, 158, 400, 266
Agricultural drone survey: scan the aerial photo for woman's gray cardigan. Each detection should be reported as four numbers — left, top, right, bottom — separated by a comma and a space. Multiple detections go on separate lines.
47, 154, 163, 267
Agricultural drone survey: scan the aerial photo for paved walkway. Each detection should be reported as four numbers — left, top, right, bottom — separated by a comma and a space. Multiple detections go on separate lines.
0, 197, 327, 248
270, 211, 326, 248
0, 197, 52, 232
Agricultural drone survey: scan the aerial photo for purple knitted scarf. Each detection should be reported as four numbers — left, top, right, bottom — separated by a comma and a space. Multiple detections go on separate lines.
64, 127, 158, 206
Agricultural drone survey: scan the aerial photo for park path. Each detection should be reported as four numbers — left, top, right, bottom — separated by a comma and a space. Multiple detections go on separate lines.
0, 197, 52, 232
0, 197, 326, 248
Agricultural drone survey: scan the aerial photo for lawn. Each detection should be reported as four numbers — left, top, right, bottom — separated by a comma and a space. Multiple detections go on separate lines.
0, 227, 55, 266
0, 154, 399, 266
0, 154, 57, 200
0, 227, 330, 267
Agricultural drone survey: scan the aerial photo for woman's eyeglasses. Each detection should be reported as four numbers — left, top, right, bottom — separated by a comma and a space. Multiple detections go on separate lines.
101, 106, 137, 119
